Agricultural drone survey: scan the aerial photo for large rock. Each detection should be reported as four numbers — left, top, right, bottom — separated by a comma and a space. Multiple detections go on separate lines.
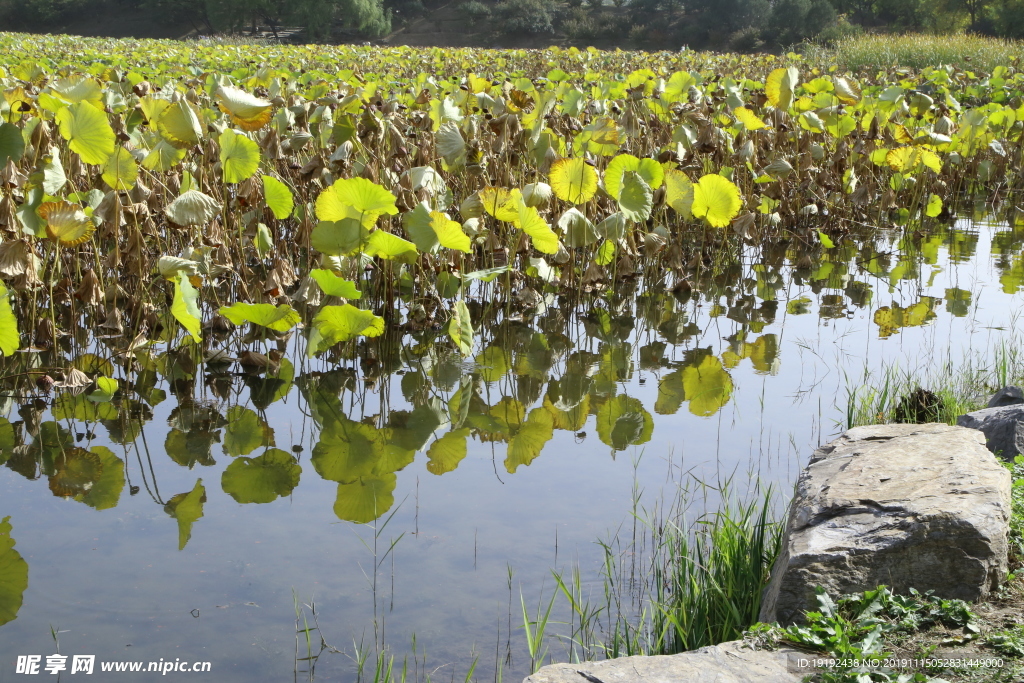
987, 385, 1024, 408
957, 404, 1024, 461
760, 423, 1011, 626
523, 640, 805, 683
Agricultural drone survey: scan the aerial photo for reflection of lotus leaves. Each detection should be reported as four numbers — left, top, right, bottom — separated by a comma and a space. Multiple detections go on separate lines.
426, 428, 470, 475
551, 373, 592, 411
165, 428, 219, 468
0, 516, 29, 626
334, 474, 397, 523
596, 395, 653, 450
475, 346, 510, 383
223, 406, 274, 457
505, 408, 554, 472
543, 395, 590, 431
748, 335, 779, 375
488, 397, 526, 435
164, 479, 206, 550
873, 298, 938, 338
311, 418, 382, 483
0, 418, 16, 466
655, 370, 686, 415
221, 449, 301, 504
76, 446, 125, 510
944, 288, 972, 317
682, 355, 734, 417
48, 447, 103, 498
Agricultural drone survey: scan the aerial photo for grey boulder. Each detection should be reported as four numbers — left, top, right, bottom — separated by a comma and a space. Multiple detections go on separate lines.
957, 404, 1024, 461
760, 423, 1011, 626
523, 640, 806, 683
987, 385, 1024, 408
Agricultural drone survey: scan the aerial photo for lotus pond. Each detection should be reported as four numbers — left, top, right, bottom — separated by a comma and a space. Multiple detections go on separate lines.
1, 33, 1024, 681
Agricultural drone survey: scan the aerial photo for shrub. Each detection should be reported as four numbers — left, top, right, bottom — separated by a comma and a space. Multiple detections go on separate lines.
492, 0, 556, 34
459, 0, 491, 25
728, 25, 763, 51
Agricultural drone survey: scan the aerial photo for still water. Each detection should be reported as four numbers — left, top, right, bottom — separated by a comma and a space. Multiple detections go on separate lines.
1, 212, 1022, 681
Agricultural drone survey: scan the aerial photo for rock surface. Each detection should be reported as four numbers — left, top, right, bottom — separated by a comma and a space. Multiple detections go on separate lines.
957, 405, 1024, 461
987, 385, 1024, 408
522, 640, 806, 683
760, 423, 1011, 626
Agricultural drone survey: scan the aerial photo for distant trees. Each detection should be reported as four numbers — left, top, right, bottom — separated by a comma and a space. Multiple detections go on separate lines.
158, 0, 391, 38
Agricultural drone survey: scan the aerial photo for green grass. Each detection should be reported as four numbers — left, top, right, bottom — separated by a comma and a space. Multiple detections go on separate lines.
547, 476, 783, 660
807, 33, 1023, 73
843, 337, 1024, 429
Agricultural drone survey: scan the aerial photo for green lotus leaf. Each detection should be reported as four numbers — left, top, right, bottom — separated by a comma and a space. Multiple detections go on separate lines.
262, 175, 294, 219
0, 281, 20, 357
55, 101, 115, 165
307, 304, 385, 356
311, 218, 369, 255
0, 122, 24, 166
143, 139, 187, 171
448, 299, 473, 357
86, 376, 118, 403
219, 129, 261, 183
164, 479, 206, 550
219, 302, 300, 332
605, 154, 664, 200
310, 269, 362, 298
222, 448, 300, 504
315, 177, 398, 226
550, 157, 597, 205
618, 171, 653, 222
102, 146, 138, 191
363, 230, 419, 263
156, 100, 203, 149
0, 516, 29, 626
171, 273, 202, 343
558, 207, 598, 247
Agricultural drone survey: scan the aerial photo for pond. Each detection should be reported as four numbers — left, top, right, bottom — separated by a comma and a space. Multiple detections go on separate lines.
2, 205, 1021, 681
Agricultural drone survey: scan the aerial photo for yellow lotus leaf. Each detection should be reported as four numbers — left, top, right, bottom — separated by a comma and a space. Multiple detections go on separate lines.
215, 85, 273, 132
691, 174, 742, 228
549, 158, 597, 205
734, 106, 767, 130
38, 201, 95, 246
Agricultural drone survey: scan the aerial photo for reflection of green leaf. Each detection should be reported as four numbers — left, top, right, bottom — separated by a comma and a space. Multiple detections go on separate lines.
476, 346, 510, 383
221, 448, 301, 504
786, 297, 812, 315
165, 428, 218, 468
596, 395, 653, 450
334, 474, 396, 523
0, 516, 29, 626
655, 370, 685, 415
164, 479, 206, 551
77, 446, 124, 510
426, 428, 470, 475
505, 408, 554, 473
0, 418, 15, 466
682, 355, 734, 417
944, 287, 972, 317
312, 417, 383, 482
53, 392, 119, 421
223, 406, 273, 456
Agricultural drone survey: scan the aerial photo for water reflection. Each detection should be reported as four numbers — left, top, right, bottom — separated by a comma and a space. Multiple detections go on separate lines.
0, 211, 1022, 543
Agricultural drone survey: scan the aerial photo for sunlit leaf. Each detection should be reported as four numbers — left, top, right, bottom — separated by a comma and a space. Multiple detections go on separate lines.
262, 175, 294, 219
171, 272, 202, 343
316, 177, 398, 226
363, 230, 419, 263
0, 281, 20, 357
219, 302, 300, 332
156, 101, 202, 149
308, 304, 385, 356
691, 174, 741, 228
310, 269, 362, 298
311, 218, 369, 255
618, 171, 653, 222
429, 211, 471, 252
605, 154, 664, 200
926, 194, 943, 218
86, 376, 118, 403
549, 157, 598, 205
215, 85, 273, 131
38, 200, 95, 246
765, 66, 798, 111
449, 299, 473, 356
664, 169, 694, 218
55, 101, 115, 165
101, 146, 138, 190
734, 106, 767, 130
219, 129, 261, 183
